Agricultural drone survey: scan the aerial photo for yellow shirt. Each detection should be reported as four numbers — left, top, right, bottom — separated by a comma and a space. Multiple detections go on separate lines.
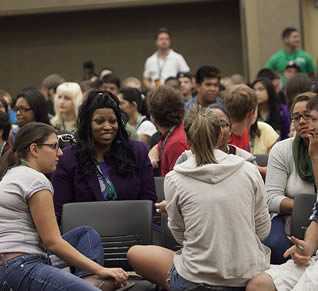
252, 121, 279, 154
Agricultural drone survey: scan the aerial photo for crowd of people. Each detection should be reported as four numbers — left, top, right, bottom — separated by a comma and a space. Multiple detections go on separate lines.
1, 25, 318, 290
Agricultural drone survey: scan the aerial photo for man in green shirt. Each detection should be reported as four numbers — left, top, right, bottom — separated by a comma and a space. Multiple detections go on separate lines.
266, 27, 316, 85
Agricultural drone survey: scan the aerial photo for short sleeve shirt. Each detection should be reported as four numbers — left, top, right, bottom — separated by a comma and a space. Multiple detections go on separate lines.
266, 49, 316, 84
143, 49, 190, 86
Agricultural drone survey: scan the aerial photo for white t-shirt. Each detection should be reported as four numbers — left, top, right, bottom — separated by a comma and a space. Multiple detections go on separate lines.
0, 166, 54, 257
136, 119, 157, 137
143, 49, 190, 86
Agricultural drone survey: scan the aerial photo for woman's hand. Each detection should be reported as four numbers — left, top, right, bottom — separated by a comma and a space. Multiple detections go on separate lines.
96, 267, 128, 285
283, 236, 313, 267
308, 131, 318, 161
155, 200, 167, 213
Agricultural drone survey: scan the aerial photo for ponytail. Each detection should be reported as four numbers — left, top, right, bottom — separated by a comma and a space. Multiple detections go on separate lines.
0, 148, 20, 180
184, 105, 220, 166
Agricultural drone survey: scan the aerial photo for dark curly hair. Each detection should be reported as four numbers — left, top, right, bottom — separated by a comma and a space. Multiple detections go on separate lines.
75, 90, 136, 177
147, 85, 184, 128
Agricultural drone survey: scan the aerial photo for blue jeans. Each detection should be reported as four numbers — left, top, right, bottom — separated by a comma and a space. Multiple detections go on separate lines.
263, 215, 292, 265
0, 226, 104, 290
167, 265, 246, 291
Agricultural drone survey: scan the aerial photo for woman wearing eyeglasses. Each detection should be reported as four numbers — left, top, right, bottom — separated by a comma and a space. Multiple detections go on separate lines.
10, 88, 50, 144
0, 122, 128, 290
264, 92, 317, 264
52, 90, 156, 224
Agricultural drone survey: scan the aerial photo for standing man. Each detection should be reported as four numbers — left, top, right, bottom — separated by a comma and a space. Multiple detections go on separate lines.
185, 65, 222, 112
266, 27, 316, 85
143, 28, 190, 90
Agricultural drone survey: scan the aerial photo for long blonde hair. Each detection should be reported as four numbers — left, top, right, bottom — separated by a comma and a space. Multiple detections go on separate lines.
183, 105, 220, 166
51, 82, 83, 127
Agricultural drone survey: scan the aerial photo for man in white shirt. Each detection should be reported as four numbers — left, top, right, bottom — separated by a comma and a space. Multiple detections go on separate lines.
143, 28, 190, 90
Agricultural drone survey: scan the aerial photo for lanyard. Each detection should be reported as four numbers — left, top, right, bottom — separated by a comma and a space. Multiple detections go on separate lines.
135, 114, 144, 131
0, 141, 6, 157
159, 125, 176, 160
95, 164, 117, 200
21, 161, 31, 168
62, 120, 66, 131
157, 53, 168, 80
250, 138, 255, 154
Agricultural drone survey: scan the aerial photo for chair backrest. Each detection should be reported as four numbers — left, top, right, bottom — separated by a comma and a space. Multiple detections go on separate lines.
154, 177, 165, 202
255, 154, 269, 167
61, 200, 153, 270
160, 213, 182, 252
291, 194, 317, 240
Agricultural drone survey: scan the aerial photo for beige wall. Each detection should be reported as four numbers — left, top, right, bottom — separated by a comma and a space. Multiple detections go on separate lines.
0, 0, 196, 16
242, 0, 301, 81
0, 1, 243, 98
302, 0, 318, 68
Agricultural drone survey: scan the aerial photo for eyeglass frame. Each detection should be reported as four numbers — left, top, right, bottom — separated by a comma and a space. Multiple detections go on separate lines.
290, 112, 311, 122
219, 121, 232, 128
37, 143, 60, 152
14, 106, 33, 114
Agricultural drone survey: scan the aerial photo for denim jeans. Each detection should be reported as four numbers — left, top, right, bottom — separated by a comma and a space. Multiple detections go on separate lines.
167, 265, 246, 291
263, 215, 292, 265
0, 226, 104, 290
53, 226, 104, 277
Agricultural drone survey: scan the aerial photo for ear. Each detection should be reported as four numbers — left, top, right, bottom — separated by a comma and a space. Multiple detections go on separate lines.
29, 143, 39, 158
131, 101, 138, 110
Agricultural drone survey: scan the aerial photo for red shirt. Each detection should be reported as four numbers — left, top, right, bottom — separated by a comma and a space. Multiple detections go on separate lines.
228, 128, 251, 152
158, 122, 189, 177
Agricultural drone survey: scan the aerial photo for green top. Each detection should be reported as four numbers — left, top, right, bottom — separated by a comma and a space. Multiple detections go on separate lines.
266, 49, 316, 85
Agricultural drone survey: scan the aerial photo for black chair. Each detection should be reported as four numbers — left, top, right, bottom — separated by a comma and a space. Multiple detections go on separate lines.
290, 194, 317, 240
255, 154, 269, 167
160, 213, 182, 252
154, 177, 165, 202
61, 200, 152, 270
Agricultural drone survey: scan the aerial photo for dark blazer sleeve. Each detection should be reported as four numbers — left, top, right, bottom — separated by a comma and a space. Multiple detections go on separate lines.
51, 147, 77, 224
133, 141, 157, 204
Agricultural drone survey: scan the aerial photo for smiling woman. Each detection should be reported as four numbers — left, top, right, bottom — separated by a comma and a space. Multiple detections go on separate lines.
52, 90, 157, 224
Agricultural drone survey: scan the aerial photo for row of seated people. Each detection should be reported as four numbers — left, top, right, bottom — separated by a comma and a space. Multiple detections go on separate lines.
1, 86, 318, 290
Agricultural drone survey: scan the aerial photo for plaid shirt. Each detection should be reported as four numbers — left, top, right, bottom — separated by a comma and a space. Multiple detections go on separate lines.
310, 202, 318, 222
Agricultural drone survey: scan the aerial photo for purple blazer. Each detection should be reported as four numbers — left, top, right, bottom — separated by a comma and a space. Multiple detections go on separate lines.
51, 140, 157, 224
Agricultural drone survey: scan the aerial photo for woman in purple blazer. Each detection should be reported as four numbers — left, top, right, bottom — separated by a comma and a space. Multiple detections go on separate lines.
52, 90, 157, 224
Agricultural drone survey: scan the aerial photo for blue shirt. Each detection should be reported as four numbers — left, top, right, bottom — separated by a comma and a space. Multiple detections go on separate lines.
185, 95, 223, 113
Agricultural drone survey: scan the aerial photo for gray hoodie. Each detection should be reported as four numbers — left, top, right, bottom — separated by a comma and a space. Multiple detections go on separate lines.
165, 149, 270, 287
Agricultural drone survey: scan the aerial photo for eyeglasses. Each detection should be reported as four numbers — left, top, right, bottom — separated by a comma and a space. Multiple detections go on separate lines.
58, 134, 75, 143
291, 113, 311, 122
14, 106, 32, 113
219, 121, 232, 128
37, 143, 60, 152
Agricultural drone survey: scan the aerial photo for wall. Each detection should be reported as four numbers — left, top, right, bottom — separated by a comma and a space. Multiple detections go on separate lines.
242, 0, 301, 81
0, 1, 243, 97
302, 0, 318, 68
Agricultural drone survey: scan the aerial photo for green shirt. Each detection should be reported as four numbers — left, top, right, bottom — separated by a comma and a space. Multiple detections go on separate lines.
266, 49, 316, 85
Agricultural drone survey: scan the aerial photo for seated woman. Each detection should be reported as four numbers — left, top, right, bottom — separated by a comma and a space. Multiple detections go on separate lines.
0, 122, 127, 290
52, 90, 156, 224
128, 105, 270, 290
264, 92, 316, 264
0, 111, 11, 157
118, 87, 156, 144
11, 87, 50, 144
51, 82, 83, 134
252, 77, 290, 139
248, 108, 279, 155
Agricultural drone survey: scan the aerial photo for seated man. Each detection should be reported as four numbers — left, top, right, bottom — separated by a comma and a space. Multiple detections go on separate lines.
247, 93, 318, 291
147, 86, 188, 177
